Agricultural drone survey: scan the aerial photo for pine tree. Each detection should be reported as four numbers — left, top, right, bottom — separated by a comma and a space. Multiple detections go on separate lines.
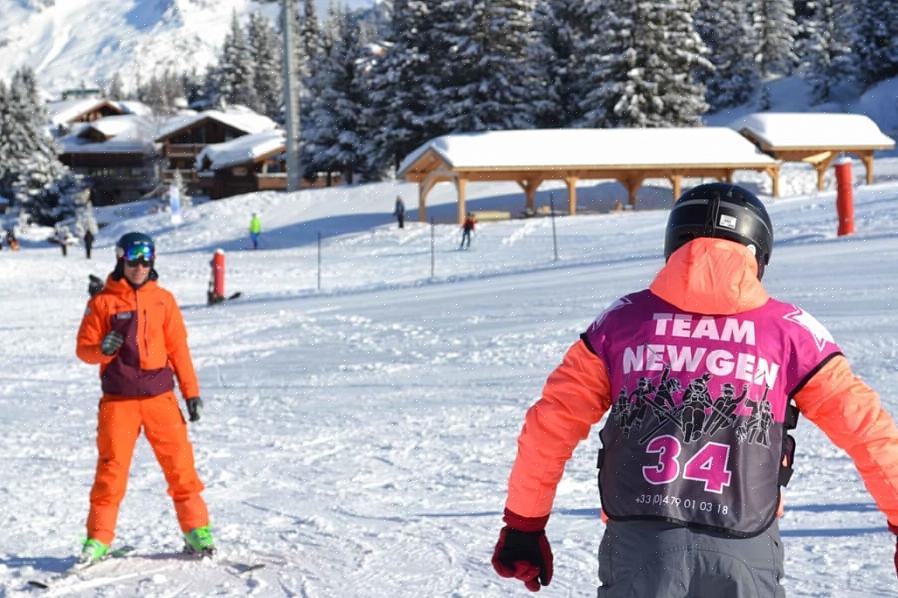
219, 10, 259, 108
365, 0, 445, 172
532, 0, 591, 127
247, 12, 283, 118
696, 0, 758, 111
0, 68, 74, 223
579, 0, 710, 128
802, 0, 859, 104
107, 72, 125, 100
854, 0, 898, 85
444, 0, 541, 132
754, 0, 798, 78
302, 7, 369, 183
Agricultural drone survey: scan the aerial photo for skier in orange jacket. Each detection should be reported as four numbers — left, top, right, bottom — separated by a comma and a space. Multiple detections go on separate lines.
492, 184, 898, 595
75, 232, 214, 563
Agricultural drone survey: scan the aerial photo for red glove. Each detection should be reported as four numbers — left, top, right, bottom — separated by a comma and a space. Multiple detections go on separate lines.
889, 522, 898, 579
492, 509, 553, 592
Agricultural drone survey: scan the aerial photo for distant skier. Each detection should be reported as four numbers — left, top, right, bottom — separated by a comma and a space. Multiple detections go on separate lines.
75, 232, 214, 564
459, 212, 476, 249
249, 212, 261, 249
492, 184, 898, 595
6, 229, 18, 251
83, 228, 94, 259
54, 225, 69, 257
393, 195, 406, 229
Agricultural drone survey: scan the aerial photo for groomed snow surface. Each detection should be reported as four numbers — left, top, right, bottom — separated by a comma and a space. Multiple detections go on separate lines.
1, 160, 897, 597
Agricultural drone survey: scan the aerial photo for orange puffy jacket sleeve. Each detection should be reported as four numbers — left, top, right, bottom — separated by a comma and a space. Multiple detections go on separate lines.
505, 340, 613, 518
794, 355, 898, 525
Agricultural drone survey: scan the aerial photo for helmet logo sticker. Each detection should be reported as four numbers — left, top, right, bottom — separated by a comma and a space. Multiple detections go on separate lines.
718, 214, 737, 230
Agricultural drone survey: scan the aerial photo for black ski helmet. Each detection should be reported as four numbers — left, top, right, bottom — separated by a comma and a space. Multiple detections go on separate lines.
115, 232, 155, 262
664, 183, 773, 279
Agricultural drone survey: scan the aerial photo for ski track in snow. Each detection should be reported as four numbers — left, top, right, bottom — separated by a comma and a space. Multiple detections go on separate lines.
1, 163, 898, 596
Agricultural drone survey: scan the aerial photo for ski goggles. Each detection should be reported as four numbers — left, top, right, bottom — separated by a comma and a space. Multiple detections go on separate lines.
123, 241, 155, 266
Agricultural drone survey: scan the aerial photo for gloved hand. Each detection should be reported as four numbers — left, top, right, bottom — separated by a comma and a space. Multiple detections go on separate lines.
100, 331, 124, 356
888, 522, 898, 579
186, 397, 203, 422
492, 509, 553, 592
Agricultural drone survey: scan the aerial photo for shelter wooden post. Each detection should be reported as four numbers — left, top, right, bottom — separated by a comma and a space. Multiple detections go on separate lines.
766, 166, 781, 198
418, 174, 440, 223
517, 178, 543, 213
669, 175, 682, 202
860, 151, 875, 184
455, 177, 467, 225
621, 175, 644, 207
565, 176, 578, 215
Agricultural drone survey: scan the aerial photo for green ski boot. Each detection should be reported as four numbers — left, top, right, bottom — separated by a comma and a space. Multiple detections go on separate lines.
78, 538, 109, 565
184, 526, 216, 556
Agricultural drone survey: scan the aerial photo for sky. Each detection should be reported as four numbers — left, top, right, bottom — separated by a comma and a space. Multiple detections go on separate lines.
0, 158, 897, 596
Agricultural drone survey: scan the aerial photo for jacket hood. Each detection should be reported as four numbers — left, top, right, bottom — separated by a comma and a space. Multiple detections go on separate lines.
649, 237, 769, 315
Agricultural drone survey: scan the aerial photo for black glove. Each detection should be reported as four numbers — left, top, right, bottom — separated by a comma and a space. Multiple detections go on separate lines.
492, 510, 553, 592
186, 397, 203, 422
100, 331, 124, 356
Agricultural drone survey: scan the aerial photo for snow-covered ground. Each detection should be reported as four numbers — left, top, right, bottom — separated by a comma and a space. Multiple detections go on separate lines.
1, 160, 897, 596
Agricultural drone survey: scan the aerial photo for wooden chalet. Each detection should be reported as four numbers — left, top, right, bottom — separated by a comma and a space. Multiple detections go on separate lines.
155, 109, 279, 193
733, 113, 895, 190
58, 116, 160, 205
399, 128, 781, 224
47, 99, 126, 133
195, 131, 288, 199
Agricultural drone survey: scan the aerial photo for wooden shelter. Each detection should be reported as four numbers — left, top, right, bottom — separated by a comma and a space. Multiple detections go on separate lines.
398, 128, 781, 224
734, 113, 895, 190
195, 131, 288, 199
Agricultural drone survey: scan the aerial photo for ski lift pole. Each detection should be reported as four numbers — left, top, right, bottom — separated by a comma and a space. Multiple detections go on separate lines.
550, 193, 559, 262
430, 218, 435, 279
317, 231, 322, 291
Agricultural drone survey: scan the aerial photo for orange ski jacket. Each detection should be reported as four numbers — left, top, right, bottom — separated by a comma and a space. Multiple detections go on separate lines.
76, 274, 199, 401
505, 237, 898, 527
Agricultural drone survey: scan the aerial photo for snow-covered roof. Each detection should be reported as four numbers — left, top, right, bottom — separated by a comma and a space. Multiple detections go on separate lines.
58, 115, 157, 155
399, 127, 778, 176
46, 98, 123, 126
731, 112, 895, 150
195, 129, 286, 171
114, 100, 153, 117
155, 106, 278, 141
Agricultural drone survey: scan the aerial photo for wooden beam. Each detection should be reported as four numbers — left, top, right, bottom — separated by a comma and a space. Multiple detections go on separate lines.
418, 171, 444, 222
619, 175, 644, 207
564, 176, 578, 215
859, 151, 875, 185
669, 174, 682, 202
766, 166, 780, 198
455, 177, 467, 225
815, 153, 838, 191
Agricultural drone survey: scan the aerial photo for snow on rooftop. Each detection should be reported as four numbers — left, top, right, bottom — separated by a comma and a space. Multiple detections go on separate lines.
58, 115, 157, 155
46, 98, 119, 126
195, 129, 286, 171
399, 127, 777, 175
114, 100, 153, 117
731, 112, 896, 150
156, 106, 278, 141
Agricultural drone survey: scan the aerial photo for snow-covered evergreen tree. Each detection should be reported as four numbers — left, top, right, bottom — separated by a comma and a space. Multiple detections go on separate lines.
365, 0, 446, 172
696, 0, 758, 111
754, 0, 798, 78
854, 0, 898, 85
106, 72, 125, 100
532, 0, 591, 127
302, 7, 369, 184
802, 0, 859, 103
0, 68, 75, 223
443, 0, 540, 132
579, 0, 710, 128
219, 10, 258, 108
247, 12, 283, 119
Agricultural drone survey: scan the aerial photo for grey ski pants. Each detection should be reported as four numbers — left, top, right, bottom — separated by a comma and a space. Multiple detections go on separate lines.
597, 519, 786, 598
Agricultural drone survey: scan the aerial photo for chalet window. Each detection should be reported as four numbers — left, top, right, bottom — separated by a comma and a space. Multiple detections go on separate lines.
232, 167, 248, 176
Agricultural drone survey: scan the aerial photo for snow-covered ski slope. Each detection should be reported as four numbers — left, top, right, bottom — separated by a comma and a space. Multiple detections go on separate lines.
1, 161, 897, 596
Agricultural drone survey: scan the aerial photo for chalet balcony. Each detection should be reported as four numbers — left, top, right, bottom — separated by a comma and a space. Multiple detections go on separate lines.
162, 168, 199, 183
256, 173, 287, 191
165, 143, 206, 158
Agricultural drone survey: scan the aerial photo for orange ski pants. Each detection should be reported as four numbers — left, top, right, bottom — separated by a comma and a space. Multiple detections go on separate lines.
87, 392, 208, 545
